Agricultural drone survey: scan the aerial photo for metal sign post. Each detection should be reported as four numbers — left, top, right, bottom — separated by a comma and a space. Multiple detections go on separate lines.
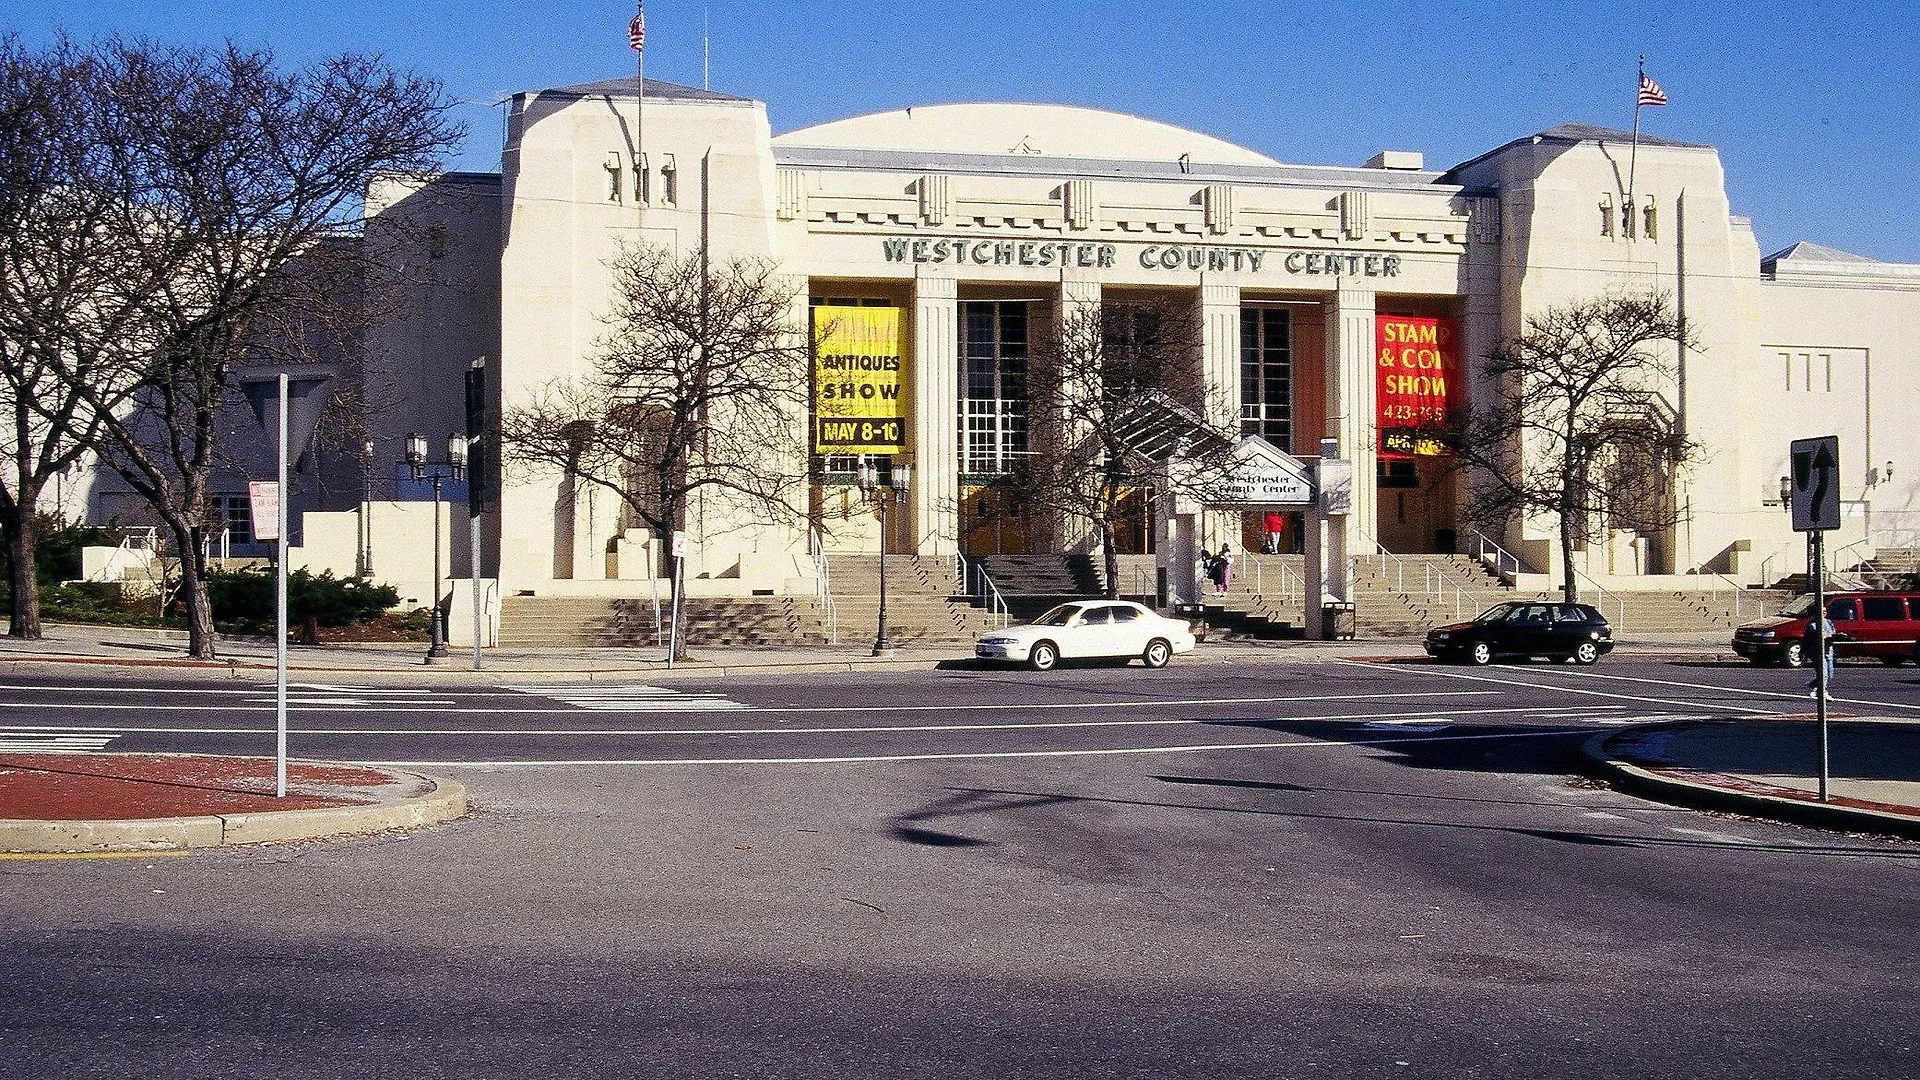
1788, 435, 1841, 801
236, 364, 337, 798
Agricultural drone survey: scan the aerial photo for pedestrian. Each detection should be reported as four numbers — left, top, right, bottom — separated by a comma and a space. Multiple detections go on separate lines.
1197, 547, 1214, 601
1262, 511, 1283, 555
1215, 543, 1234, 595
1805, 613, 1837, 695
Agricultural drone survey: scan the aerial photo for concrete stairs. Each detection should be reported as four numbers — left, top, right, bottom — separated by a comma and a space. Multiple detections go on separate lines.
1843, 548, 1920, 590
821, 554, 996, 644
496, 551, 1798, 647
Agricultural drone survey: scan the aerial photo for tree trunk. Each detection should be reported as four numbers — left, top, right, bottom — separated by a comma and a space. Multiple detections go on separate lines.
1559, 511, 1579, 604
6, 514, 42, 640
163, 518, 218, 660
1097, 514, 1120, 599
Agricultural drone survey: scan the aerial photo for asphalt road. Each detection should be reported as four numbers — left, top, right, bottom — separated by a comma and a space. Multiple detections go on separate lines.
3, 657, 1917, 1078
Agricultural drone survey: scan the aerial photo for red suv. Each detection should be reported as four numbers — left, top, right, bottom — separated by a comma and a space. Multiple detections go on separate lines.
1731, 591, 1920, 667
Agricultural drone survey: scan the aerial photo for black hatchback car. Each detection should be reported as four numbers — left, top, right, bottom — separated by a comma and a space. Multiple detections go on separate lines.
1424, 601, 1615, 665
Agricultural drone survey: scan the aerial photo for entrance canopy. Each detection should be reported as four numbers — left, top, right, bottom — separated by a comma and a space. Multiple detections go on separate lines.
1108, 391, 1314, 508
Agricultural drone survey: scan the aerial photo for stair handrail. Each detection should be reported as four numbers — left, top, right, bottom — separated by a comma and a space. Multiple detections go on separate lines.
1464, 526, 1529, 582
1829, 536, 1876, 588
812, 526, 838, 644
1424, 563, 1471, 622
1357, 529, 1409, 593
1754, 538, 1804, 591
1130, 563, 1156, 601
1570, 565, 1627, 630
971, 562, 1010, 629
1236, 552, 1263, 595
1273, 558, 1304, 604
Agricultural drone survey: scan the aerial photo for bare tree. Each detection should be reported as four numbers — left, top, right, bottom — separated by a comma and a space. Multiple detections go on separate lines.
0, 36, 156, 637
500, 243, 812, 657
44, 40, 460, 658
1439, 290, 1697, 602
1022, 296, 1231, 597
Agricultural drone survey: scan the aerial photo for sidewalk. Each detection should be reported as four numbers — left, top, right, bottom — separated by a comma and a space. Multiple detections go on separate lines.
4, 622, 1913, 851
1584, 716, 1920, 841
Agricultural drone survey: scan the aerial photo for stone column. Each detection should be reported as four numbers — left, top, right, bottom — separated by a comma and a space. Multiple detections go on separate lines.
1055, 275, 1102, 554
1325, 286, 1379, 546
911, 272, 958, 555
1198, 279, 1241, 430
1198, 278, 1241, 555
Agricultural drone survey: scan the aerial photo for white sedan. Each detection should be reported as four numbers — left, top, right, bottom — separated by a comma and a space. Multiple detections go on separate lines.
975, 600, 1197, 671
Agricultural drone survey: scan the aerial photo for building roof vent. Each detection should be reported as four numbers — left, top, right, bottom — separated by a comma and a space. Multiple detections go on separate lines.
1366, 150, 1424, 171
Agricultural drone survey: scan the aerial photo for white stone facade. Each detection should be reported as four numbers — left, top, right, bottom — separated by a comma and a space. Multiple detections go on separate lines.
95, 78, 1918, 608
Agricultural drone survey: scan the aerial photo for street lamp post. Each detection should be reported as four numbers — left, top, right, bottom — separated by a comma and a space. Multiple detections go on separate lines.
857, 458, 912, 657
406, 432, 466, 664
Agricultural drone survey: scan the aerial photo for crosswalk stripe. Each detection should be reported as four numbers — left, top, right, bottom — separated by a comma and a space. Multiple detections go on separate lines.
0, 729, 121, 753
505, 684, 750, 712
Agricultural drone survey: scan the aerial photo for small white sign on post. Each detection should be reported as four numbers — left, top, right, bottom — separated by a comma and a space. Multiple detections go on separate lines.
671, 530, 689, 558
247, 481, 281, 541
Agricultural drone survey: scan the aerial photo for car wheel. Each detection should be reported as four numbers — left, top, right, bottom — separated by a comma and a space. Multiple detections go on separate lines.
1781, 640, 1805, 668
1468, 641, 1493, 666
1027, 641, 1059, 672
1141, 639, 1172, 669
1572, 641, 1600, 665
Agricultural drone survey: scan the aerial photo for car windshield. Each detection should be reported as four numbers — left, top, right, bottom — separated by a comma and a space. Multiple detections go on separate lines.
1779, 594, 1817, 618
1031, 605, 1083, 627
1473, 603, 1520, 623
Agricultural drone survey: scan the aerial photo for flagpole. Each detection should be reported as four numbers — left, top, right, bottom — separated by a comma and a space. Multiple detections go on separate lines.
634, 1, 646, 224
1627, 56, 1645, 239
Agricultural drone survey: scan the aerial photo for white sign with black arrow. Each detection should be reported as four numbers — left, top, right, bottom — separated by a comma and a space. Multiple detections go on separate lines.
1789, 435, 1841, 533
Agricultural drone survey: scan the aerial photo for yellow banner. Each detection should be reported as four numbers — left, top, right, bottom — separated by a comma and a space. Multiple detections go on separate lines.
813, 306, 905, 454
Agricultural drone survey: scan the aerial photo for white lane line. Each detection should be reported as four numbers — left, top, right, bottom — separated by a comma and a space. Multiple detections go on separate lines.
0, 704, 1617, 739
508, 685, 750, 712
369, 727, 1593, 768
1337, 661, 1785, 715
1477, 666, 1920, 712
0, 690, 1514, 717
0, 683, 1502, 712
0, 728, 120, 753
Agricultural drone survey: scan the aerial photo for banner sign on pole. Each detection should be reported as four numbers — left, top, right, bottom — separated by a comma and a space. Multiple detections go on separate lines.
1375, 315, 1462, 459
813, 305, 905, 454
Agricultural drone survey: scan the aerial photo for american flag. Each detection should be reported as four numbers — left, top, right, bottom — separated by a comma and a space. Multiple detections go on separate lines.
628, 9, 646, 52
1638, 71, 1668, 108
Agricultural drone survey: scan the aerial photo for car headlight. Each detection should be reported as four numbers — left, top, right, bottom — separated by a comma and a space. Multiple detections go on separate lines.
979, 637, 1014, 646
1754, 630, 1776, 640
1431, 631, 1449, 641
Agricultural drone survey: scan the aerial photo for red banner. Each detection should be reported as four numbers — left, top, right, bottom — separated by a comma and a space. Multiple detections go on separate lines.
1375, 315, 1461, 459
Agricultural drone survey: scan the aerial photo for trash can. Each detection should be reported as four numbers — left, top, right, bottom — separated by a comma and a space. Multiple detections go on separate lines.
1174, 602, 1210, 643
1321, 601, 1356, 641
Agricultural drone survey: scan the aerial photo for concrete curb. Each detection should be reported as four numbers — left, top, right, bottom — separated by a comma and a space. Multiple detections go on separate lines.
0, 770, 468, 854
1581, 728, 1920, 841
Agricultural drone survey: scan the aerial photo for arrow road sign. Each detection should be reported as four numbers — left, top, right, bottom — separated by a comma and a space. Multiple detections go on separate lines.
1790, 435, 1841, 532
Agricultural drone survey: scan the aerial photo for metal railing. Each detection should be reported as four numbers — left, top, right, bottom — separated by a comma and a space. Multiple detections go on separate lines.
1422, 562, 1472, 622
965, 559, 1011, 629
1569, 565, 1627, 629
812, 527, 838, 644
1464, 526, 1529, 581
1828, 536, 1877, 588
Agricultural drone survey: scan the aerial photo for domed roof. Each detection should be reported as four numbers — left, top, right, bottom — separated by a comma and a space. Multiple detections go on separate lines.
773, 102, 1279, 167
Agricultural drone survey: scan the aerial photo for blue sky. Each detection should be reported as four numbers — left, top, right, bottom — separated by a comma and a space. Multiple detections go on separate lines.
14, 1, 1920, 261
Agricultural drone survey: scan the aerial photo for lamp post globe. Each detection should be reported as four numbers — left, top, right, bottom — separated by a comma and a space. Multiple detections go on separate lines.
403, 432, 464, 664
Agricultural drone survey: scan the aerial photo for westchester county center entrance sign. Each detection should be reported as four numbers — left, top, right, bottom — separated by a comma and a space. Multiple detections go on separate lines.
1204, 438, 1313, 507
